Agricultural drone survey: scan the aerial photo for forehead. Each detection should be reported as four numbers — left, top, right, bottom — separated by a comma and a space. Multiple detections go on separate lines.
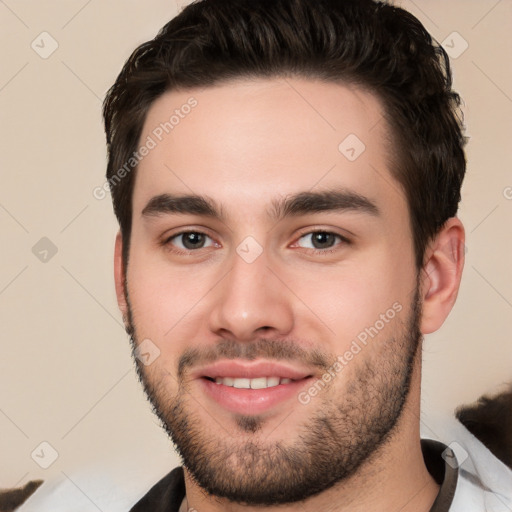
132, 77, 405, 223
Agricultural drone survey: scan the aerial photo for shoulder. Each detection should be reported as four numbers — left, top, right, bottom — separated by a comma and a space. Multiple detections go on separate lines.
421, 413, 512, 511
13, 464, 183, 512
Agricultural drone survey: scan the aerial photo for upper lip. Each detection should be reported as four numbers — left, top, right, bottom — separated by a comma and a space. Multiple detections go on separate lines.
192, 359, 314, 380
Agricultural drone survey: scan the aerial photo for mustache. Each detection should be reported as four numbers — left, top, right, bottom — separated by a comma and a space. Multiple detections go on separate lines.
177, 338, 334, 380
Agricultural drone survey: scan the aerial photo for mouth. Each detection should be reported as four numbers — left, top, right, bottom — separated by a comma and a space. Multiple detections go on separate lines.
194, 360, 316, 415
204, 376, 302, 388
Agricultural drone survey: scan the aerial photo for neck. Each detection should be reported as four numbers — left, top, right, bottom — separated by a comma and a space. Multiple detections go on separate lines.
183, 350, 439, 512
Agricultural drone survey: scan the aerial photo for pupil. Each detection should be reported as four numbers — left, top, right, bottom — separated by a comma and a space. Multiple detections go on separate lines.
313, 232, 334, 249
183, 232, 204, 249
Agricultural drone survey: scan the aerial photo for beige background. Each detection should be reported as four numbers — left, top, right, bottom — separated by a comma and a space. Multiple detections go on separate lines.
1, 0, 511, 497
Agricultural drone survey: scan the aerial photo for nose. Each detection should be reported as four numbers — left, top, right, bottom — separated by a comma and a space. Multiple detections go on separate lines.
207, 246, 295, 342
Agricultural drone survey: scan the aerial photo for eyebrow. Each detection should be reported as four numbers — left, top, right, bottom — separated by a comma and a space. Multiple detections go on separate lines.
141, 188, 380, 222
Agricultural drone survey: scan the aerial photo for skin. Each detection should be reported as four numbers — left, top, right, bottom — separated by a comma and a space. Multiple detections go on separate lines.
114, 77, 465, 511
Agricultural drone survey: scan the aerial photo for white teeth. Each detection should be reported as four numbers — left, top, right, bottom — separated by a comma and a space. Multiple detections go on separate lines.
213, 376, 293, 388
233, 378, 251, 389
267, 377, 280, 387
250, 377, 267, 389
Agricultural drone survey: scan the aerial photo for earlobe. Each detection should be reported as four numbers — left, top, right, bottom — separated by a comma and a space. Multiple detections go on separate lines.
114, 231, 129, 320
420, 218, 465, 334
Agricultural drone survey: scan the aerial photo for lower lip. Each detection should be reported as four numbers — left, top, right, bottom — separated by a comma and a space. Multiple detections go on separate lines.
199, 377, 313, 415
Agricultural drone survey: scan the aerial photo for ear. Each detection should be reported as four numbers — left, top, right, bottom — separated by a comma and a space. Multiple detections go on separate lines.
114, 231, 129, 320
420, 217, 465, 334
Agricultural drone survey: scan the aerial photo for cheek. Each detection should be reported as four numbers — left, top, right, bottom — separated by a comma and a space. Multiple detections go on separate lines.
287, 251, 415, 347
126, 248, 208, 340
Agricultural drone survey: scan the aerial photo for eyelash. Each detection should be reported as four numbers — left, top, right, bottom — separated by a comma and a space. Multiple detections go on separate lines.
162, 229, 351, 256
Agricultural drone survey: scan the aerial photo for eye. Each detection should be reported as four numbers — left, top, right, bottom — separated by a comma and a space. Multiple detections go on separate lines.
165, 231, 216, 251
296, 231, 348, 252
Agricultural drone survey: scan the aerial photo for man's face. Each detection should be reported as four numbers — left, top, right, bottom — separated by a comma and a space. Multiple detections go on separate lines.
121, 78, 422, 504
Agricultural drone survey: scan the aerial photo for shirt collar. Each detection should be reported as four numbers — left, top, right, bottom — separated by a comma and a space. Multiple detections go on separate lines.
422, 439, 459, 511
